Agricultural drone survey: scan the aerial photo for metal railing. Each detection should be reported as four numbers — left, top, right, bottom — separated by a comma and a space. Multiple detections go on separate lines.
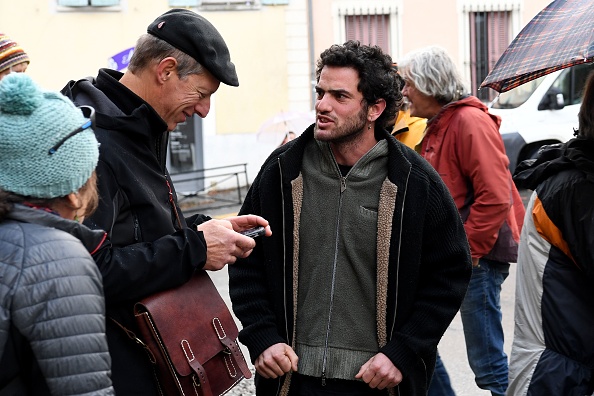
170, 163, 249, 212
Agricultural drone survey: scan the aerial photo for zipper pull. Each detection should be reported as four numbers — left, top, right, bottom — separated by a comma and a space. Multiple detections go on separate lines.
165, 177, 183, 230
133, 216, 140, 242
340, 177, 347, 193
321, 371, 326, 386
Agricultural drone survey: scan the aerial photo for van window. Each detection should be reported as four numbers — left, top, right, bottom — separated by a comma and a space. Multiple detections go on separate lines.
550, 63, 594, 106
491, 76, 545, 109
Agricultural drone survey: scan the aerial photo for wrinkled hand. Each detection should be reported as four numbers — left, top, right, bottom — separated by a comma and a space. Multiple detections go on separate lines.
355, 353, 402, 390
197, 215, 271, 271
255, 343, 298, 379
197, 219, 251, 270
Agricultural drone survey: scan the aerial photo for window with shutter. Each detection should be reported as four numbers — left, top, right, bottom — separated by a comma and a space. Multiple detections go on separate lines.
334, 1, 399, 57
461, 0, 520, 102
469, 11, 510, 101
345, 14, 390, 54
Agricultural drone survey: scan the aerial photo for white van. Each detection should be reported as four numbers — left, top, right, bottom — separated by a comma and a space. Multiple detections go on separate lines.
488, 62, 594, 173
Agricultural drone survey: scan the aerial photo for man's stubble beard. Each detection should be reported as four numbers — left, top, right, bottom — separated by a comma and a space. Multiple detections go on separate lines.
314, 106, 369, 150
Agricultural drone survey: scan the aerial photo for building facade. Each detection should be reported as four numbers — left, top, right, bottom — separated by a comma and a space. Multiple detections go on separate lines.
1, 0, 550, 187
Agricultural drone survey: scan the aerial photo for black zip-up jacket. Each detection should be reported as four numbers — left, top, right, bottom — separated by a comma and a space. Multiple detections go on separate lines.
62, 69, 211, 395
228, 127, 472, 395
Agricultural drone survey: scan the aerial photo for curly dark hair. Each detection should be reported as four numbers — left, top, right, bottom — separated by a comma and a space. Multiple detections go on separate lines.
316, 40, 402, 130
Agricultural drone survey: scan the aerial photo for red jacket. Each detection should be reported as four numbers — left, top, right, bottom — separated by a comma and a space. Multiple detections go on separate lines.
420, 96, 524, 261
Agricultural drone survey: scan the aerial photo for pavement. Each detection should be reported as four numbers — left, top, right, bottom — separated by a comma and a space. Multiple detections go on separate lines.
192, 187, 531, 396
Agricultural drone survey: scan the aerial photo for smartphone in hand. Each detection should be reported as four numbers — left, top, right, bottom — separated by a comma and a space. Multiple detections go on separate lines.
239, 226, 266, 238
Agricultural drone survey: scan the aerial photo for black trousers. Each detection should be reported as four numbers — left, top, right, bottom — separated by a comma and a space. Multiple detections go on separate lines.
291, 373, 388, 396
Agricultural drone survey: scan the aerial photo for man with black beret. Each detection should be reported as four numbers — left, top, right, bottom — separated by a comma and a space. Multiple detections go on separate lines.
61, 9, 270, 395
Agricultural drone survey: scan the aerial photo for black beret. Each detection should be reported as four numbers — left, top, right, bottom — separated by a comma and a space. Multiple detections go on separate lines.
147, 9, 239, 87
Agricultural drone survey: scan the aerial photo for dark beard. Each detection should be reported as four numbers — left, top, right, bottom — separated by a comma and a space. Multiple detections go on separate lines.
314, 105, 368, 146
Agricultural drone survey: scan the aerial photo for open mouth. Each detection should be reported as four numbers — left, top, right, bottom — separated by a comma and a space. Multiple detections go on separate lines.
316, 115, 334, 128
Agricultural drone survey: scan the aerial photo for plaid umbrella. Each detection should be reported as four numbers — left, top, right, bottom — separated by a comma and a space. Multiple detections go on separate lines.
480, 0, 594, 93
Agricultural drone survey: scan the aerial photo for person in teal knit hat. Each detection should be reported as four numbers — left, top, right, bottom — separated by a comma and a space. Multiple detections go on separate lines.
0, 73, 115, 395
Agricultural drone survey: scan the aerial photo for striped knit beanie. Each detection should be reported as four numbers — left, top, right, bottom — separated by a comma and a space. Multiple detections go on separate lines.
0, 33, 30, 73
0, 73, 99, 198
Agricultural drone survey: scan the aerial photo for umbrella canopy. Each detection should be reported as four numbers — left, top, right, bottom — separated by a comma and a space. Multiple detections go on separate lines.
480, 0, 594, 93
257, 110, 315, 145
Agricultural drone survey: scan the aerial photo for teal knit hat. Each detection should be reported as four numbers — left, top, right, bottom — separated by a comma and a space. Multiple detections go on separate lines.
0, 73, 99, 198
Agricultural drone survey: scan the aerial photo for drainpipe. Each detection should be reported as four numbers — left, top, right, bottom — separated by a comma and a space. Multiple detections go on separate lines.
307, 0, 315, 109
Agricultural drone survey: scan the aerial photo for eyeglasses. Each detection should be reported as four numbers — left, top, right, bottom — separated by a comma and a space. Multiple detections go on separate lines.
48, 105, 96, 155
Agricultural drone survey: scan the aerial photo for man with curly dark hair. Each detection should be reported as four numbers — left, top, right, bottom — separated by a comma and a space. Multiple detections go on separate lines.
229, 40, 471, 395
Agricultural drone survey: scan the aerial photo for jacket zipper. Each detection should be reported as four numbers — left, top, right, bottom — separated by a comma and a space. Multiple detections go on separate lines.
165, 176, 183, 230
278, 158, 290, 343
389, 168, 410, 337
321, 174, 347, 386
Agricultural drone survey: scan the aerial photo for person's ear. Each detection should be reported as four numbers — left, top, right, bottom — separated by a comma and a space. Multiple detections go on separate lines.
66, 192, 79, 208
368, 98, 387, 123
51, 192, 81, 221
157, 57, 177, 83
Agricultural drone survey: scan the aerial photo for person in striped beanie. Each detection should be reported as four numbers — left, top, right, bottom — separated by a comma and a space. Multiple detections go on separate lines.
0, 33, 30, 80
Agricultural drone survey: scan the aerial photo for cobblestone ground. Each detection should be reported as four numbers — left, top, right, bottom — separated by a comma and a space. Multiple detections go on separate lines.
227, 369, 255, 396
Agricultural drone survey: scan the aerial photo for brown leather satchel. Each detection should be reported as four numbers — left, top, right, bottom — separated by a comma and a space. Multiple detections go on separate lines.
133, 270, 252, 396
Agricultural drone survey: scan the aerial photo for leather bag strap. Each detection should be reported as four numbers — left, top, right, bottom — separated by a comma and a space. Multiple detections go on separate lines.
212, 317, 251, 379
182, 340, 214, 396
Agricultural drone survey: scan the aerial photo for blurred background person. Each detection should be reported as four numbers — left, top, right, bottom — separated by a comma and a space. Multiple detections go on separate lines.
0, 32, 29, 80
389, 63, 427, 149
509, 71, 594, 396
0, 73, 114, 395
388, 62, 454, 396
279, 130, 297, 146
399, 45, 525, 396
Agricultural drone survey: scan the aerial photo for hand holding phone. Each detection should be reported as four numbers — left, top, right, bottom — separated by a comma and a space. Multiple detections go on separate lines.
239, 226, 266, 238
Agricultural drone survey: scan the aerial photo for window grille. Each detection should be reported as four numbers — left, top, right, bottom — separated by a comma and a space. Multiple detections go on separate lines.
469, 11, 510, 101
345, 14, 390, 55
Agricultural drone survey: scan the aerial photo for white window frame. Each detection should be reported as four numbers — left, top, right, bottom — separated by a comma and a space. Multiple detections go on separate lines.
197, 0, 261, 10
458, 0, 522, 93
168, 0, 200, 6
55, 0, 125, 12
332, 0, 402, 59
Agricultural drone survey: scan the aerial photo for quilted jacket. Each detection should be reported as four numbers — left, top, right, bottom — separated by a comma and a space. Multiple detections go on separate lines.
0, 204, 114, 395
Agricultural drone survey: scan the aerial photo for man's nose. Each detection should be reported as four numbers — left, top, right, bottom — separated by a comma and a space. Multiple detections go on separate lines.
315, 95, 331, 112
194, 98, 211, 118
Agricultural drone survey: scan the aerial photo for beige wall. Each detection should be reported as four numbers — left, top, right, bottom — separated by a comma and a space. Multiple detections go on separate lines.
0, 0, 556, 186
2, 0, 554, 135
0, 1, 293, 135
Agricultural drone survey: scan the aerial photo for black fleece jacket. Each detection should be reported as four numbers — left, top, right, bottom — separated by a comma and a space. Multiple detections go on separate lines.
61, 69, 211, 395
229, 127, 472, 395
